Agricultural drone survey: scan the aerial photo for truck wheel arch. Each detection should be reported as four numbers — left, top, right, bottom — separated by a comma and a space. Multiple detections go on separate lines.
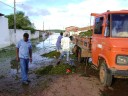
98, 55, 110, 69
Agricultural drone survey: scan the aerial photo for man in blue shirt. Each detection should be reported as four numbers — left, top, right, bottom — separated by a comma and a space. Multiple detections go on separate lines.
56, 32, 63, 52
16, 33, 32, 85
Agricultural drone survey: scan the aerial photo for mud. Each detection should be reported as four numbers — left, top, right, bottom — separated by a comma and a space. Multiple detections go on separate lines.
0, 72, 61, 96
102, 78, 128, 96
1, 60, 128, 96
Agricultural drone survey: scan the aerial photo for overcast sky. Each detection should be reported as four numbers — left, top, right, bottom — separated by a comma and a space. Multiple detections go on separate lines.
0, 0, 128, 30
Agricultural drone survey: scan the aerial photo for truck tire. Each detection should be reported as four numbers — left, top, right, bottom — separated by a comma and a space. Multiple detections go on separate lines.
99, 62, 112, 86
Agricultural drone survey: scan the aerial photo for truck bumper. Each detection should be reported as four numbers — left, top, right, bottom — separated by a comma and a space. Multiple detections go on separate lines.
111, 70, 128, 77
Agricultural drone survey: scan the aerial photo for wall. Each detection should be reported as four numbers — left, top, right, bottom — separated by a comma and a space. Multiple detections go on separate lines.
9, 30, 40, 44
0, 17, 40, 48
0, 16, 10, 48
9, 29, 31, 44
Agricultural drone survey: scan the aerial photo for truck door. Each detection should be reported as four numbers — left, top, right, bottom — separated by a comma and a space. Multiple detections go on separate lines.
92, 16, 104, 66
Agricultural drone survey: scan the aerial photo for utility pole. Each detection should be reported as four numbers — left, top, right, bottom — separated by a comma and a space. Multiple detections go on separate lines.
14, 0, 16, 43
43, 21, 44, 31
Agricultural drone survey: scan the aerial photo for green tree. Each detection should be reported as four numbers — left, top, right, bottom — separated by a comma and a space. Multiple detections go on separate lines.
5, 11, 35, 33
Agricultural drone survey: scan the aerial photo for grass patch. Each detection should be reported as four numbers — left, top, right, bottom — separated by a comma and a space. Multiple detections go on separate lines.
41, 51, 60, 58
49, 64, 74, 75
35, 65, 53, 75
41, 50, 76, 59
0, 45, 16, 62
35, 64, 76, 75
70, 54, 76, 59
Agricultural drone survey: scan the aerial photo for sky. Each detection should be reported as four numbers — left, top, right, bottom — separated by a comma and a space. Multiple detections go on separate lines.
0, 0, 128, 30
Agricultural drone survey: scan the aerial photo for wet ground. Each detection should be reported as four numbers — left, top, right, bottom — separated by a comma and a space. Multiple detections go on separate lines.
0, 33, 128, 96
0, 33, 60, 96
0, 33, 58, 77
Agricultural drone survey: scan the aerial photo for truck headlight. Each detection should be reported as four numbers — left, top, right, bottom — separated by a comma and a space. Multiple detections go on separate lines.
116, 55, 128, 65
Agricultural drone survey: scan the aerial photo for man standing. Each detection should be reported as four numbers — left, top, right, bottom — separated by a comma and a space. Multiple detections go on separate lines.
16, 33, 32, 85
56, 32, 63, 52
59, 34, 70, 63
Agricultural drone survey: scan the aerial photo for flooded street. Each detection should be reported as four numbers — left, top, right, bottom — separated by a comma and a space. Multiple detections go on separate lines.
32, 33, 59, 67
0, 33, 62, 96
0, 33, 59, 78
0, 33, 128, 96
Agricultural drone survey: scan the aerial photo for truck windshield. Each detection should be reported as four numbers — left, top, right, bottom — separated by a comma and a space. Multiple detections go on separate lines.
111, 14, 128, 37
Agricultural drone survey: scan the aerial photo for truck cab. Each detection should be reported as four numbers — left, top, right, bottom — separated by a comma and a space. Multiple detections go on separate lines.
91, 10, 128, 86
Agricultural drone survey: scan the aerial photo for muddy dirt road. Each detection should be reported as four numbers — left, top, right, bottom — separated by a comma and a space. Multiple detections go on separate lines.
0, 65, 128, 96
0, 33, 128, 96
42, 74, 103, 96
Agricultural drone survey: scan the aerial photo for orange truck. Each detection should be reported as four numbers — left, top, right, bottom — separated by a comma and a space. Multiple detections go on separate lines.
73, 10, 128, 86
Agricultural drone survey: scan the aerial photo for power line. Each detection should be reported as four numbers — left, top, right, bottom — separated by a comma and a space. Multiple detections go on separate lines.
0, 1, 14, 8
0, 1, 24, 13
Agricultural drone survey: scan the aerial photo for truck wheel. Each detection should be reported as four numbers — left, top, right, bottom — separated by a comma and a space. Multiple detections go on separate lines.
99, 62, 112, 86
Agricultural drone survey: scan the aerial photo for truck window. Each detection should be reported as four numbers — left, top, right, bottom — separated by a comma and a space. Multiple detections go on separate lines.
112, 14, 128, 37
94, 17, 103, 34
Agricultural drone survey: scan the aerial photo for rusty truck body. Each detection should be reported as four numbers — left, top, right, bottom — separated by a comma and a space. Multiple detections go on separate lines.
73, 10, 128, 86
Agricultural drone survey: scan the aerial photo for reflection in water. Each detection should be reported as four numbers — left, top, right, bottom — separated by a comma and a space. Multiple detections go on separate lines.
36, 33, 59, 49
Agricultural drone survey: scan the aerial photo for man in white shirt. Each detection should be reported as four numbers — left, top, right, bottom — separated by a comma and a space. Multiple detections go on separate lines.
59, 34, 70, 63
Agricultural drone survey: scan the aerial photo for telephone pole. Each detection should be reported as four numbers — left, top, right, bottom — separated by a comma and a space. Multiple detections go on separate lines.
14, 0, 16, 43
43, 21, 44, 31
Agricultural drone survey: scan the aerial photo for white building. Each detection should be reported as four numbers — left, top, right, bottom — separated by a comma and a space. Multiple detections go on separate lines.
0, 14, 10, 48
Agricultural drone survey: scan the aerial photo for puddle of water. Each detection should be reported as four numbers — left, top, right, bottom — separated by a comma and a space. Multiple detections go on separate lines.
31, 33, 59, 68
